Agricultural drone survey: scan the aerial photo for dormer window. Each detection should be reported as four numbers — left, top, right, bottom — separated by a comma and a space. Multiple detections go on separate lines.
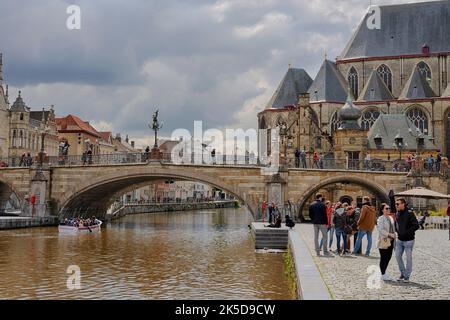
374, 133, 383, 148
20, 113, 24, 120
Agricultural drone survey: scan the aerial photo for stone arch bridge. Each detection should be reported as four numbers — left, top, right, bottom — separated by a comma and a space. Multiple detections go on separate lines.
0, 162, 446, 220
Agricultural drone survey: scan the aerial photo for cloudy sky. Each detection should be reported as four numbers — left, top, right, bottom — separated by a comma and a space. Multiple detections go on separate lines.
0, 0, 431, 146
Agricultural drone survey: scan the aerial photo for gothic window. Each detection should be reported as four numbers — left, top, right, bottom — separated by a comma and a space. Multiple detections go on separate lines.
19, 130, 23, 148
12, 130, 16, 147
360, 108, 381, 130
376, 64, 393, 92
330, 111, 341, 134
348, 67, 359, 99
20, 113, 24, 121
407, 106, 429, 134
417, 61, 432, 81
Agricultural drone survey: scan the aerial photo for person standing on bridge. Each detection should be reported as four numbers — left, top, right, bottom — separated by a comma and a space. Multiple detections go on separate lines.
309, 193, 330, 256
294, 149, 300, 168
300, 149, 307, 168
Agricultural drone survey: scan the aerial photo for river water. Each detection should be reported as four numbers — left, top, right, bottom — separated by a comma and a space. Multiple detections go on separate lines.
0, 208, 295, 299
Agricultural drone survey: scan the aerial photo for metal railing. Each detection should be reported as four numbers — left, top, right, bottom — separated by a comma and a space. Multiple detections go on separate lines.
0, 153, 444, 174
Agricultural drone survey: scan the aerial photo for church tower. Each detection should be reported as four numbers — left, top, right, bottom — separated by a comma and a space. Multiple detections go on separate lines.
333, 90, 368, 169
0, 53, 10, 158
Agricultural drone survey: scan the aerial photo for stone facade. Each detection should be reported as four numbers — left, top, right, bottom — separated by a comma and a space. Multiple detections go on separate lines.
258, 2, 450, 163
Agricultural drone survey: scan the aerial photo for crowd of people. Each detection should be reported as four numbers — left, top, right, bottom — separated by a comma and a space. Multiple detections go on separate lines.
60, 216, 101, 227
309, 193, 424, 283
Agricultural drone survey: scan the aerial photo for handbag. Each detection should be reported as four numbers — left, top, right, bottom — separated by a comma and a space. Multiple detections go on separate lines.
379, 237, 391, 249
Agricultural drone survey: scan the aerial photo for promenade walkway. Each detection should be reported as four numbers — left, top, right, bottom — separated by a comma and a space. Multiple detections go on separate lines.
294, 224, 450, 300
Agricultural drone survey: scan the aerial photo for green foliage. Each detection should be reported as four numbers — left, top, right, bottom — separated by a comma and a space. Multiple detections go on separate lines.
283, 246, 298, 299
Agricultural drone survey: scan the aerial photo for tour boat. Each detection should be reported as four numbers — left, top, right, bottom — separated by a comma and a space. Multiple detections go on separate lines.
58, 221, 102, 234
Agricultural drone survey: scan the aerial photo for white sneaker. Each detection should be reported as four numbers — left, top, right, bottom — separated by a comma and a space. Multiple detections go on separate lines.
382, 273, 393, 281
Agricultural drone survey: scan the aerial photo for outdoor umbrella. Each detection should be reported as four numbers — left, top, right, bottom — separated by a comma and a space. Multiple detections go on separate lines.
394, 187, 450, 199
394, 187, 450, 212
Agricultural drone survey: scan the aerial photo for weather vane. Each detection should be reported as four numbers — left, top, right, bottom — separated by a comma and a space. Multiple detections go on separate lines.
149, 108, 163, 148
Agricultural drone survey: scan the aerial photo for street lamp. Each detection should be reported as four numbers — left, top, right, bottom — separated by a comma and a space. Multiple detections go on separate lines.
393, 131, 407, 163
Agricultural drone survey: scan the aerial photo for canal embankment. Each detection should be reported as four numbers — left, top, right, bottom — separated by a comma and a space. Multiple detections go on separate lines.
0, 216, 59, 230
288, 225, 332, 300
106, 200, 239, 221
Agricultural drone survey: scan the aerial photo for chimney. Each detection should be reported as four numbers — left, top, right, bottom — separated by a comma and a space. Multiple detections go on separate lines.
125, 134, 129, 143
422, 44, 430, 55
115, 133, 121, 142
131, 141, 135, 148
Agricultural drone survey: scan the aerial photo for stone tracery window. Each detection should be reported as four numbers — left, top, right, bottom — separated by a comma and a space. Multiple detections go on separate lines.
376, 64, 393, 92
407, 106, 429, 134
417, 61, 432, 81
330, 111, 341, 134
360, 108, 381, 130
348, 67, 359, 99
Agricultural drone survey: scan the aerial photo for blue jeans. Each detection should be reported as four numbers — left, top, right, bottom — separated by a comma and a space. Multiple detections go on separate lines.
353, 230, 372, 255
335, 229, 347, 252
395, 240, 414, 279
319, 227, 335, 249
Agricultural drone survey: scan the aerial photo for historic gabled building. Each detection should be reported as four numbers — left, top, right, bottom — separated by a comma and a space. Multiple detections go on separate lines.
0, 54, 59, 162
258, 0, 450, 166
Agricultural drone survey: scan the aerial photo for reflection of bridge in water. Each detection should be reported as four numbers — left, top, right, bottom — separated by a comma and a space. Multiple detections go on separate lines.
0, 153, 447, 221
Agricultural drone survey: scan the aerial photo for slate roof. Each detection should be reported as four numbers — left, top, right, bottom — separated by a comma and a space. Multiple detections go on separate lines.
339, 1, 450, 60
10, 91, 29, 112
30, 110, 51, 122
358, 70, 394, 101
308, 60, 348, 103
367, 114, 437, 150
266, 67, 313, 109
399, 66, 437, 99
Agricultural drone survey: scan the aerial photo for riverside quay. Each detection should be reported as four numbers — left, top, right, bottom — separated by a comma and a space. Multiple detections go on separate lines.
1, 0, 450, 304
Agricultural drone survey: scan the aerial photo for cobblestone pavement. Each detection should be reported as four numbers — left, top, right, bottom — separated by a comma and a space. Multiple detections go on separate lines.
295, 224, 450, 300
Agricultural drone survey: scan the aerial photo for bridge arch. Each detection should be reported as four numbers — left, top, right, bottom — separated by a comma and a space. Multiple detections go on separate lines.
296, 175, 389, 220
0, 178, 23, 212
58, 167, 257, 219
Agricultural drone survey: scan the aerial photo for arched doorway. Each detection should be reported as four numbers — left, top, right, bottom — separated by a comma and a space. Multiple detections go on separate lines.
339, 196, 353, 205
296, 176, 389, 221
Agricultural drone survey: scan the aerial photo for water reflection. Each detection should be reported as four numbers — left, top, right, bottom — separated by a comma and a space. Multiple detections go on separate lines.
0, 208, 294, 300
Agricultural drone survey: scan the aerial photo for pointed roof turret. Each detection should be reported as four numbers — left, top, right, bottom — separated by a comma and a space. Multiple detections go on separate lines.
266, 67, 313, 109
10, 91, 29, 112
399, 66, 437, 99
308, 60, 347, 103
338, 89, 362, 130
358, 70, 394, 101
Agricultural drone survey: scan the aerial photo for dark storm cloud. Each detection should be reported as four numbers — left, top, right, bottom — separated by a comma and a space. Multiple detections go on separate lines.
0, 0, 430, 142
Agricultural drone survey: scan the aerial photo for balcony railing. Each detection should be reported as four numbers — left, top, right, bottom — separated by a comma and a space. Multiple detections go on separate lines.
0, 152, 443, 174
